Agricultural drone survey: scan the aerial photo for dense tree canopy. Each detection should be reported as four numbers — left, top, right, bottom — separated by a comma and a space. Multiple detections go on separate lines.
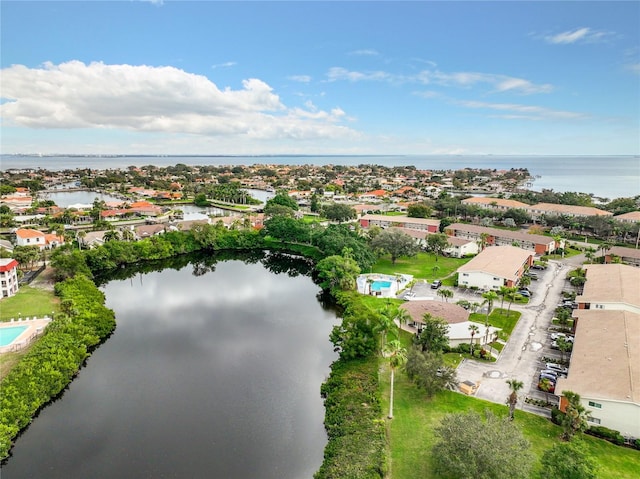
432, 410, 534, 479
540, 441, 597, 479
370, 228, 418, 264
405, 347, 457, 397
322, 203, 357, 222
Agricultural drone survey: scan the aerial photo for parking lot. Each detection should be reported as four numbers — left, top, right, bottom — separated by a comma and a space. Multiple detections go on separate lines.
451, 259, 574, 415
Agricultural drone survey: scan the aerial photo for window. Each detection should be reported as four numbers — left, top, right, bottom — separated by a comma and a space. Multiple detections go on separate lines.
462, 273, 469, 277
588, 401, 602, 409
588, 417, 601, 424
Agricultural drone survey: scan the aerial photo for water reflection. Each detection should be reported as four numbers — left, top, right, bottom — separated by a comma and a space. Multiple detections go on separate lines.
1, 255, 338, 479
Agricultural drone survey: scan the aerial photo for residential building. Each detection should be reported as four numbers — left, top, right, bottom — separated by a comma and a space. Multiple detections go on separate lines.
445, 223, 556, 255
400, 300, 499, 347
556, 310, 640, 439
614, 211, 640, 223
575, 264, 640, 314
556, 263, 640, 439
359, 214, 440, 233
443, 236, 479, 258
526, 203, 612, 220
15, 228, 46, 249
461, 196, 529, 212
456, 245, 533, 290
0, 258, 19, 298
604, 246, 640, 267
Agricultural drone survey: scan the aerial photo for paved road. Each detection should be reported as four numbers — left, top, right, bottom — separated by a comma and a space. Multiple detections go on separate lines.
450, 259, 574, 413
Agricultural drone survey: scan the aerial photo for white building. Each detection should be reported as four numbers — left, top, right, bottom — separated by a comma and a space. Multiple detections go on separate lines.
0, 258, 19, 298
556, 264, 640, 439
456, 245, 533, 290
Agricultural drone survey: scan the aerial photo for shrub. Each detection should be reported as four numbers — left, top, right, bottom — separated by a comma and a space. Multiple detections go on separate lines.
587, 425, 625, 446
551, 406, 564, 426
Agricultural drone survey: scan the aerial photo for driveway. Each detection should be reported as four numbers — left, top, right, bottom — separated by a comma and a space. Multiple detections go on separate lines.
453, 259, 571, 414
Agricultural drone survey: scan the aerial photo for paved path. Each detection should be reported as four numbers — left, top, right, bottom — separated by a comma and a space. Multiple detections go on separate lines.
453, 259, 571, 411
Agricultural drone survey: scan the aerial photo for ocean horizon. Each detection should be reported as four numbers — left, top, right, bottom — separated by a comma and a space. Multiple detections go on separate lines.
2, 154, 639, 200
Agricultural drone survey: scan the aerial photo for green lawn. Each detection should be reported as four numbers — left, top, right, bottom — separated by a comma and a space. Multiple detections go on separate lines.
373, 252, 470, 281
469, 308, 521, 340
381, 365, 640, 479
0, 286, 59, 321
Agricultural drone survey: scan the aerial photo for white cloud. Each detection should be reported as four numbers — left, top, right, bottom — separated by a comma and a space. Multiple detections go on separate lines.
288, 75, 312, 83
0, 61, 358, 141
327, 66, 552, 94
348, 49, 379, 56
544, 27, 611, 45
457, 100, 588, 121
211, 61, 237, 69
326, 67, 394, 82
625, 63, 640, 75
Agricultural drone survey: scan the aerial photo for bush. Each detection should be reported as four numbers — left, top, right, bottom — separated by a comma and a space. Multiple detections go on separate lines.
551, 406, 564, 426
316, 357, 386, 479
587, 425, 625, 446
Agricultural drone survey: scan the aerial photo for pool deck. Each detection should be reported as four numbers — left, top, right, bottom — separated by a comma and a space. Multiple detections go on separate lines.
0, 317, 52, 353
357, 273, 413, 298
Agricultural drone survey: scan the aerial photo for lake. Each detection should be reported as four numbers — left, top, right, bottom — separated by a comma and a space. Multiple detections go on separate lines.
0, 253, 339, 478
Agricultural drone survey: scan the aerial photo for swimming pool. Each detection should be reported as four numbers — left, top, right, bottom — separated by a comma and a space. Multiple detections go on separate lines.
0, 326, 27, 347
371, 280, 392, 292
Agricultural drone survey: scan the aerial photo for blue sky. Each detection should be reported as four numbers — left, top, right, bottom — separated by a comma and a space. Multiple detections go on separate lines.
1, 1, 638, 155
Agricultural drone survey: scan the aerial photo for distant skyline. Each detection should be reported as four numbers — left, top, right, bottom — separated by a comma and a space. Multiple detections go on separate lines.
1, 1, 639, 156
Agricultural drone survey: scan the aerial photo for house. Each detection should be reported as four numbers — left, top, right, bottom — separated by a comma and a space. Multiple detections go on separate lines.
134, 224, 167, 239
358, 190, 388, 202
456, 245, 533, 290
461, 196, 529, 212
555, 263, 640, 439
603, 246, 640, 267
80, 231, 107, 249
359, 214, 440, 233
400, 300, 500, 347
525, 203, 612, 220
445, 223, 556, 255
443, 236, 479, 258
15, 228, 46, 249
555, 310, 640, 439
0, 258, 19, 298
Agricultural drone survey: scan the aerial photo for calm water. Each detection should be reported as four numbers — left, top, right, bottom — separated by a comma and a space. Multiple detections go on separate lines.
0, 255, 338, 478
2, 154, 638, 199
42, 190, 123, 208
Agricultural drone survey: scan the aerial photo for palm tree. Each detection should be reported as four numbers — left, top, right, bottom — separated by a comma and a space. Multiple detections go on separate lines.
103, 229, 121, 242
437, 288, 453, 302
121, 228, 134, 242
562, 391, 591, 441
498, 285, 511, 310
367, 277, 374, 295
538, 377, 554, 404
506, 379, 524, 421
383, 339, 407, 419
375, 307, 397, 351
395, 308, 412, 334
481, 290, 499, 344
76, 230, 87, 250
468, 324, 480, 355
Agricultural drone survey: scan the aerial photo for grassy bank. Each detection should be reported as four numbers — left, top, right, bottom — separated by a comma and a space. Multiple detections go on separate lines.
381, 368, 640, 479
0, 286, 60, 321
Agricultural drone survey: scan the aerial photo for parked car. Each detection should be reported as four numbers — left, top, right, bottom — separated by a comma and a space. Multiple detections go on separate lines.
431, 280, 442, 289
539, 371, 558, 382
517, 290, 531, 297
531, 264, 547, 270
545, 362, 569, 374
525, 272, 538, 280
540, 369, 559, 379
550, 332, 574, 342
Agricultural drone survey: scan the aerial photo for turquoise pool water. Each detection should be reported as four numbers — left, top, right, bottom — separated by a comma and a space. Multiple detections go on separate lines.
371, 280, 392, 291
0, 326, 27, 347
